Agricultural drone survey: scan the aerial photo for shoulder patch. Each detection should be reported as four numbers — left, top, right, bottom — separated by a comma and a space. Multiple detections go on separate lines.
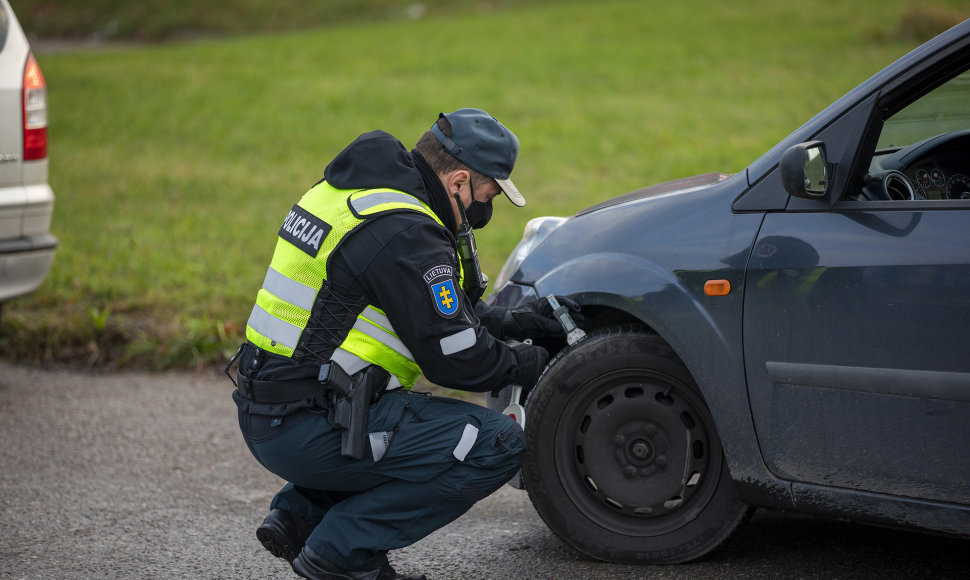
279, 204, 331, 258
423, 264, 460, 319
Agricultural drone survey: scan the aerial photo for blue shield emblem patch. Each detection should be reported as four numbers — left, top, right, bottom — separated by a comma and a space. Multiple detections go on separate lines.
432, 279, 459, 318
424, 264, 460, 319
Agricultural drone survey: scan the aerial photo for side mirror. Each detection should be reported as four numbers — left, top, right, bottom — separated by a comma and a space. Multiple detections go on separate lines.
780, 141, 830, 199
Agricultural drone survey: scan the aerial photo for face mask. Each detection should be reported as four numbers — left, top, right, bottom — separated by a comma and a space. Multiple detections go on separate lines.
465, 198, 493, 229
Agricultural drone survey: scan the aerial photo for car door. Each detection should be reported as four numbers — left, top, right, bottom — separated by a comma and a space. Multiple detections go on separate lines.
742, 57, 970, 506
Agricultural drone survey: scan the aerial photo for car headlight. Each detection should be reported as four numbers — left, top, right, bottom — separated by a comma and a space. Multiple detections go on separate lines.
494, 216, 569, 289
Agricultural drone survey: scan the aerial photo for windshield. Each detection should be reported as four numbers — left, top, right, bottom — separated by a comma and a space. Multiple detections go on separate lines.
877, 70, 970, 149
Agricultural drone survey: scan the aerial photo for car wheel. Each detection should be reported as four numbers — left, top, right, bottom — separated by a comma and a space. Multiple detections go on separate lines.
522, 325, 749, 563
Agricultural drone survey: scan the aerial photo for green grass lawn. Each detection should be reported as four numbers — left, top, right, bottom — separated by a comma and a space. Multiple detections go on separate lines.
2, 0, 963, 368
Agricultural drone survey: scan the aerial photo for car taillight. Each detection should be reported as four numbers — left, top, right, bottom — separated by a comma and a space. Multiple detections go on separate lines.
23, 53, 48, 161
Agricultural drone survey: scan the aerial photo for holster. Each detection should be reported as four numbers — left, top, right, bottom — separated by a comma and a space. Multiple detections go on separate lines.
319, 362, 391, 460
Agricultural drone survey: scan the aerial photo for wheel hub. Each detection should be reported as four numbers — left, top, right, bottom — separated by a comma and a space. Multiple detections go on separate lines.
613, 422, 669, 477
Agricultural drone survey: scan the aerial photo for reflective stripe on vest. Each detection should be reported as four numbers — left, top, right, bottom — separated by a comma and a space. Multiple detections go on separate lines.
350, 191, 427, 214
245, 184, 458, 388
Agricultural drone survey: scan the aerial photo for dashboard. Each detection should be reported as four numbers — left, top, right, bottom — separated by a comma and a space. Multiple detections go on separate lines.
906, 149, 970, 200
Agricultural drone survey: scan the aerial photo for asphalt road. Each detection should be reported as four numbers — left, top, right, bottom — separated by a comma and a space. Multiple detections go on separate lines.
1, 361, 967, 579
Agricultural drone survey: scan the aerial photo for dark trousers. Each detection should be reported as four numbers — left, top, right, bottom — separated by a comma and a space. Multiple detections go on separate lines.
237, 389, 525, 570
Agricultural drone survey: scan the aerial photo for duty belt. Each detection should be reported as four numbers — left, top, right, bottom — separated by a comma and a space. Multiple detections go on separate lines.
236, 375, 328, 404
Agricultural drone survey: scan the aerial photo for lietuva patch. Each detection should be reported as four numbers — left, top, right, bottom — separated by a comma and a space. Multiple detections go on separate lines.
279, 204, 331, 258
424, 264, 460, 318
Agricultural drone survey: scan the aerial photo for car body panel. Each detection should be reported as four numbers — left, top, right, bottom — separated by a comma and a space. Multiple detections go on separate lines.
0, 0, 25, 189
744, 209, 970, 505
793, 482, 970, 536
492, 19, 970, 536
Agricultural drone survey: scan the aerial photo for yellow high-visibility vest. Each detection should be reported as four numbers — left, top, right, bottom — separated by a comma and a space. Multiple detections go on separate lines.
246, 182, 461, 388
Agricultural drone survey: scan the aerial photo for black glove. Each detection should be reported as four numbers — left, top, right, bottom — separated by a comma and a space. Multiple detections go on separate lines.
473, 301, 506, 338
502, 295, 584, 340
507, 339, 550, 390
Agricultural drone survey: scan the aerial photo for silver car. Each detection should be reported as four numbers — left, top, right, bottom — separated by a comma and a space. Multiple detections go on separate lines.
0, 0, 56, 309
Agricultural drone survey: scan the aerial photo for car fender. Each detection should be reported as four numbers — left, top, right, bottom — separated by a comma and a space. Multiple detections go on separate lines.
532, 249, 796, 509
533, 251, 704, 341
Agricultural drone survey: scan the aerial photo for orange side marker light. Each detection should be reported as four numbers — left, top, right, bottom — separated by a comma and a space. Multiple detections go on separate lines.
704, 279, 731, 296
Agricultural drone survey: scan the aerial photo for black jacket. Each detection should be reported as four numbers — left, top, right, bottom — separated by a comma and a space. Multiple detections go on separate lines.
242, 130, 526, 392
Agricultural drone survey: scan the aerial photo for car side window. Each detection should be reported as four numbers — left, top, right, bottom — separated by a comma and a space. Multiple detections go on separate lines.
859, 69, 970, 201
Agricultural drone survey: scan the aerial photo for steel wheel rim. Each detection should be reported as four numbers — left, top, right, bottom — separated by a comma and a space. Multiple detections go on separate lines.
552, 367, 722, 537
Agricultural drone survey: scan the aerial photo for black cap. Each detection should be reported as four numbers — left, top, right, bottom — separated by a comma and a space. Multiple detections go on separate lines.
431, 108, 525, 206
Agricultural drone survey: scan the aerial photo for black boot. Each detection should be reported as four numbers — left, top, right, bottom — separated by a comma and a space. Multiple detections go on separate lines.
291, 546, 427, 580
256, 508, 314, 563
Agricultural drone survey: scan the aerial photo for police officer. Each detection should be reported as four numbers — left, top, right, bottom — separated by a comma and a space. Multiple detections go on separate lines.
230, 108, 581, 580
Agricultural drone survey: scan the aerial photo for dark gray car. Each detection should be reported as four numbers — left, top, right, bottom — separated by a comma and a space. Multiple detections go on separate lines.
488, 19, 970, 564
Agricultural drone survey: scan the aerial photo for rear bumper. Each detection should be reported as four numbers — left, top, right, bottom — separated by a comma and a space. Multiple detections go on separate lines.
0, 233, 58, 301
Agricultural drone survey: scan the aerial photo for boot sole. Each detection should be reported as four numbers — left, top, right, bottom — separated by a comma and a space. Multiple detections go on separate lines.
256, 524, 301, 563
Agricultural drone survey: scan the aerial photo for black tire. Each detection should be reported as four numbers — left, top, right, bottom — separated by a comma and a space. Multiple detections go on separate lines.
522, 325, 749, 563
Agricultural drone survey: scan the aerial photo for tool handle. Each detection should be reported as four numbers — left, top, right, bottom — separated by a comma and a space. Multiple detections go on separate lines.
546, 295, 586, 345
